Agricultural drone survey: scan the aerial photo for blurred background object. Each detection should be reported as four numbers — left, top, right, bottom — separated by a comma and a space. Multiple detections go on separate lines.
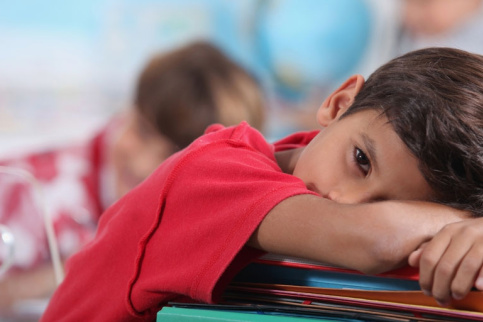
255, 0, 371, 101
396, 0, 483, 56
0, 0, 261, 156
4, 0, 481, 152
0, 0, 377, 152
0, 223, 14, 277
254, 0, 373, 137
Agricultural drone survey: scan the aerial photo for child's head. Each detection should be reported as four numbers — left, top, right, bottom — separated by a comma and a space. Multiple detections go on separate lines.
111, 41, 266, 199
346, 47, 483, 216
134, 41, 266, 149
302, 47, 482, 216
402, 0, 482, 36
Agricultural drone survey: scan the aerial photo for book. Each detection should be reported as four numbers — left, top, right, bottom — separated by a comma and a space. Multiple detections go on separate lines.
158, 255, 483, 321
221, 254, 483, 321
162, 302, 410, 322
158, 305, 337, 321
233, 254, 421, 291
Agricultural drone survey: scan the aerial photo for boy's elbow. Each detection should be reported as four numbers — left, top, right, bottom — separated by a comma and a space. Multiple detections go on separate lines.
358, 256, 402, 275
358, 238, 406, 275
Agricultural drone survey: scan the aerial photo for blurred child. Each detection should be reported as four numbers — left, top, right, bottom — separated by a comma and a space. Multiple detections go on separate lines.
397, 0, 483, 55
108, 41, 265, 202
41, 47, 483, 321
0, 41, 265, 312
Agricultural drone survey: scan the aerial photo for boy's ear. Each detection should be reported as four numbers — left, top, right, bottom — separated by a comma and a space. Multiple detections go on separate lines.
316, 74, 365, 127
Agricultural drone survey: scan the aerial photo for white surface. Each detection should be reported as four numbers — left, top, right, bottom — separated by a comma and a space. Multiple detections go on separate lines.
0, 115, 110, 158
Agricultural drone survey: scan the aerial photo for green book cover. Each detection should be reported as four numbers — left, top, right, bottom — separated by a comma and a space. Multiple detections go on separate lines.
157, 306, 335, 321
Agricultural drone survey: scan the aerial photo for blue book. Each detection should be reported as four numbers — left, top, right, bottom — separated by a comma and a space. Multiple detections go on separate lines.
232, 254, 420, 291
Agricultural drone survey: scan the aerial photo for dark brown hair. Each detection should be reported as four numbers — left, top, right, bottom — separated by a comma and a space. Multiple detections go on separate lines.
344, 47, 483, 217
134, 41, 266, 149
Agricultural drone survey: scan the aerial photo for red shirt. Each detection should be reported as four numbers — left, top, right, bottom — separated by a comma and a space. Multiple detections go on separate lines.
0, 126, 110, 271
41, 122, 318, 321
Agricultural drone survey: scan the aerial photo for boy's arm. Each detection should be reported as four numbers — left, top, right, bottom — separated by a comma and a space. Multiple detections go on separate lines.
248, 194, 466, 274
409, 217, 483, 306
0, 263, 58, 311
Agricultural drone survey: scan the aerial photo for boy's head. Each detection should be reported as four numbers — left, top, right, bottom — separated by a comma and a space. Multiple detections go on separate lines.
134, 41, 266, 149
299, 47, 482, 216
111, 41, 266, 199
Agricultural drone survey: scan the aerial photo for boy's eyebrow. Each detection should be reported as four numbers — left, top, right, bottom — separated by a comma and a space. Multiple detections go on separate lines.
361, 133, 378, 171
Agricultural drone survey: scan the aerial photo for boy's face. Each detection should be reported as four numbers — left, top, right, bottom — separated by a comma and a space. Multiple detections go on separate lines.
293, 109, 434, 204
111, 110, 176, 199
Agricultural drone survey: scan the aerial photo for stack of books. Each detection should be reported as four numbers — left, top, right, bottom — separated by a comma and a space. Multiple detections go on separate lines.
158, 254, 483, 321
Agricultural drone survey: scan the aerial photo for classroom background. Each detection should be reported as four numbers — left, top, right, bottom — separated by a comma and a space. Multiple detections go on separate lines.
1, 0, 482, 155
1, 0, 483, 320
0, 0, 396, 156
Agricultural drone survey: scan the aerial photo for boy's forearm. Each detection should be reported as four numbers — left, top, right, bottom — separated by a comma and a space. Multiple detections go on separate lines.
248, 195, 464, 274
0, 263, 58, 310
248, 196, 403, 274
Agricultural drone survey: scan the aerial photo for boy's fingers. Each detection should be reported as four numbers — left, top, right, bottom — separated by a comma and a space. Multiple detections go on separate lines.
417, 223, 465, 298
429, 241, 466, 306
420, 219, 483, 305
450, 223, 483, 297
430, 224, 483, 304
418, 235, 450, 297
450, 245, 483, 300
475, 266, 483, 291
408, 247, 423, 267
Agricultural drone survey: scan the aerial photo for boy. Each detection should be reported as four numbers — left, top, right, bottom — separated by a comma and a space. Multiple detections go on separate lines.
41, 47, 483, 321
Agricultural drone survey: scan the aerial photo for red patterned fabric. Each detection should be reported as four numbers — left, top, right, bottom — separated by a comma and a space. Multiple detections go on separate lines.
0, 124, 113, 272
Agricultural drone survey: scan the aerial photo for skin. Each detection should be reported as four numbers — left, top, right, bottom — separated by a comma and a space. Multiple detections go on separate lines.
0, 263, 57, 313
110, 110, 177, 199
248, 75, 477, 305
409, 218, 483, 306
403, 0, 483, 36
293, 108, 433, 204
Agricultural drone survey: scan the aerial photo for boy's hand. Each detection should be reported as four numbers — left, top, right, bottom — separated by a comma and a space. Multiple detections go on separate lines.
409, 218, 483, 306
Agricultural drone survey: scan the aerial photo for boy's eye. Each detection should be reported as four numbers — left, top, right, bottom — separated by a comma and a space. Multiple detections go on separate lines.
354, 147, 371, 175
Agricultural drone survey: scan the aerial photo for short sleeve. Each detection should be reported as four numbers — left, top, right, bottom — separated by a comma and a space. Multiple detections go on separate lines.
129, 138, 312, 314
